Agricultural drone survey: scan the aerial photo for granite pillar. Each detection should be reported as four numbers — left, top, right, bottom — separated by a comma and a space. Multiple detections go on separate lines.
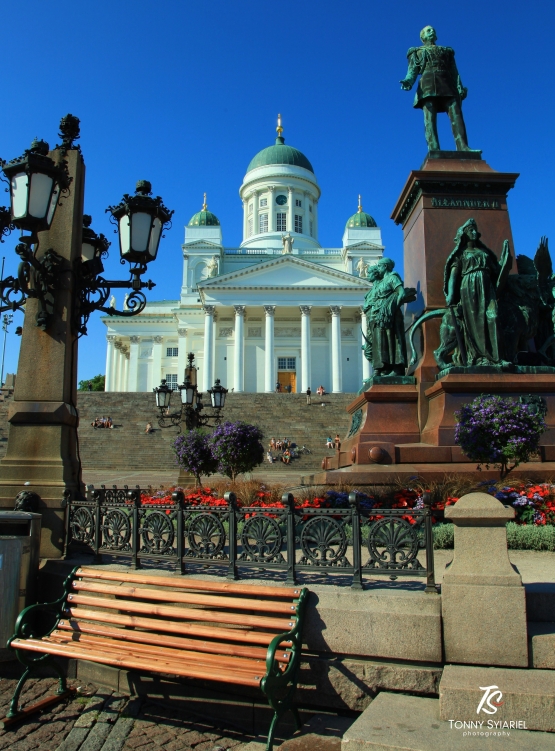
0, 147, 85, 558
391, 153, 519, 428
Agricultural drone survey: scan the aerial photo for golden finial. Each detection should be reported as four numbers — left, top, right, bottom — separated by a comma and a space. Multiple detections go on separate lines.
276, 113, 283, 138
358, 194, 363, 213
202, 192, 208, 211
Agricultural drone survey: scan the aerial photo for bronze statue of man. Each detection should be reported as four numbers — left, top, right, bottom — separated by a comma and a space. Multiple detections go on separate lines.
400, 25, 479, 153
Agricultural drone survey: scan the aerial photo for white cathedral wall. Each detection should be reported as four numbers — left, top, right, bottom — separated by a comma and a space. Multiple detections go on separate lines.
311, 340, 330, 394
342, 341, 361, 393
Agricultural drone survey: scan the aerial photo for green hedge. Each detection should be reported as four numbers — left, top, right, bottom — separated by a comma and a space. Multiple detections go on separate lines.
433, 522, 555, 551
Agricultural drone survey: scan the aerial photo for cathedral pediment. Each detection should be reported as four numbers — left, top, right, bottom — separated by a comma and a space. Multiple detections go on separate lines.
197, 255, 370, 290
182, 240, 222, 251
345, 241, 383, 252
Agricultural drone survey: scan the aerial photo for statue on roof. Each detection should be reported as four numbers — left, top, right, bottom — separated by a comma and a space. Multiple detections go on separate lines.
400, 25, 480, 153
282, 233, 294, 254
356, 257, 369, 278
207, 255, 219, 277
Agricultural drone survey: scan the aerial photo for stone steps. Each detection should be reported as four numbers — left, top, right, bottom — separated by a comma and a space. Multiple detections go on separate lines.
75, 392, 354, 473
439, 665, 555, 733
528, 622, 555, 670
341, 691, 553, 750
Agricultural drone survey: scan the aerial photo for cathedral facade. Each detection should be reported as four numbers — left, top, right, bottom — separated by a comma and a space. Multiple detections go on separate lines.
102, 120, 384, 393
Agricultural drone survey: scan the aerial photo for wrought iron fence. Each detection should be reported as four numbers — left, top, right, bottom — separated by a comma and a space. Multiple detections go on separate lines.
64, 488, 436, 592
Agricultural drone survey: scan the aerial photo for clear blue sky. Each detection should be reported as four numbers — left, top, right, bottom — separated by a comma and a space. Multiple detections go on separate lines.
0, 0, 553, 382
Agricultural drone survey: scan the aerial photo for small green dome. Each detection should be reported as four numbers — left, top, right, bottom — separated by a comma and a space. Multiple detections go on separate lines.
346, 211, 377, 229
188, 195, 220, 227
247, 136, 314, 174
346, 197, 377, 229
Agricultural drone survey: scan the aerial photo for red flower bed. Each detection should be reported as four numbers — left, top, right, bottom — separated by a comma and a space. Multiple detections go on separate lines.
136, 482, 555, 526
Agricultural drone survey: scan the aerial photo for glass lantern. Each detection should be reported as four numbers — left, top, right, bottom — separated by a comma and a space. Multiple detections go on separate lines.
208, 379, 228, 409
2, 139, 67, 234
179, 375, 196, 406
154, 379, 173, 410
107, 180, 173, 265
81, 214, 110, 276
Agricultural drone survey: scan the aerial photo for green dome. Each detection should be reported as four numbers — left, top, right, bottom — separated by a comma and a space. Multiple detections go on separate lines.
346, 209, 377, 229
247, 136, 314, 174
188, 198, 220, 227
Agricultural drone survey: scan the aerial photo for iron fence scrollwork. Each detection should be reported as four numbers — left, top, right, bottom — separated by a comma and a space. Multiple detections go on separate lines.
65, 487, 436, 591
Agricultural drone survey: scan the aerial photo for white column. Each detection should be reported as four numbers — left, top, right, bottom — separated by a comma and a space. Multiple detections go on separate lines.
234, 305, 245, 392
181, 252, 189, 297
128, 336, 140, 392
330, 306, 343, 393
253, 191, 259, 235
361, 308, 371, 382
113, 343, 122, 392
152, 335, 163, 389
314, 199, 319, 241
300, 305, 312, 392
122, 350, 129, 391
177, 328, 188, 381
116, 345, 127, 391
303, 191, 310, 236
268, 186, 275, 232
105, 335, 116, 392
242, 199, 248, 241
288, 187, 294, 233
202, 306, 215, 391
264, 305, 275, 392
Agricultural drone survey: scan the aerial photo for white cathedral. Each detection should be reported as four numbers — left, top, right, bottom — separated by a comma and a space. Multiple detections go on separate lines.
103, 118, 384, 394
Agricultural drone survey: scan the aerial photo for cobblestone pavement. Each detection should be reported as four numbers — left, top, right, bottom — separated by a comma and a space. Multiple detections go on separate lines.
0, 677, 254, 751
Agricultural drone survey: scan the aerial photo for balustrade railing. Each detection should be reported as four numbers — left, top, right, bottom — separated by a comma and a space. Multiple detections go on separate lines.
64, 487, 436, 592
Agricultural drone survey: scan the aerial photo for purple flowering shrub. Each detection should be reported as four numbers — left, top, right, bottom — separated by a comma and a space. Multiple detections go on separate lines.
454, 394, 547, 479
172, 429, 218, 486
210, 421, 265, 481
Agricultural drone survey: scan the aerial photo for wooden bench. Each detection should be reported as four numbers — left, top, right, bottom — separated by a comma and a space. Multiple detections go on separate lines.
5, 566, 308, 751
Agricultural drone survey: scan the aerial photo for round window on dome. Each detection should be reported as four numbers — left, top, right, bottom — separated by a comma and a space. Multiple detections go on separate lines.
276, 194, 287, 205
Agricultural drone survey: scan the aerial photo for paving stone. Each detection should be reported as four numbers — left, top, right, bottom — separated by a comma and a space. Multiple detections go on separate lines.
55, 726, 91, 751
99, 716, 135, 751
79, 722, 113, 751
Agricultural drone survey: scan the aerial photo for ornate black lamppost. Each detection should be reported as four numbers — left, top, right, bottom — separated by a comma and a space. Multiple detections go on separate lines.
0, 114, 173, 557
154, 353, 228, 430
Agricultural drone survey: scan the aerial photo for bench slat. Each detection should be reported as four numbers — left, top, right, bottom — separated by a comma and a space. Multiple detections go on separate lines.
56, 620, 287, 661
66, 594, 296, 631
65, 608, 293, 647
77, 567, 301, 599
11, 639, 263, 686
48, 632, 266, 672
72, 580, 298, 615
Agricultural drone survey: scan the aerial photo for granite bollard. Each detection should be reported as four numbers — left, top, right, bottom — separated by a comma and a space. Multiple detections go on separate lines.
441, 492, 528, 667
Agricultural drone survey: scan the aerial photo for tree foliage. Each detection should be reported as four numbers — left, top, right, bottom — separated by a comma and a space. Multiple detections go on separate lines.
78, 374, 105, 391
172, 429, 218, 486
209, 421, 264, 481
454, 394, 547, 479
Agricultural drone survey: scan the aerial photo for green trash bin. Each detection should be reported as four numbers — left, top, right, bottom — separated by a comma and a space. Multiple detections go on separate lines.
0, 511, 42, 661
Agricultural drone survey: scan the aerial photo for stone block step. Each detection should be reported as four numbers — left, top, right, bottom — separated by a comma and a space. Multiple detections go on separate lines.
439, 664, 555, 733
341, 692, 553, 750
529, 623, 555, 670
